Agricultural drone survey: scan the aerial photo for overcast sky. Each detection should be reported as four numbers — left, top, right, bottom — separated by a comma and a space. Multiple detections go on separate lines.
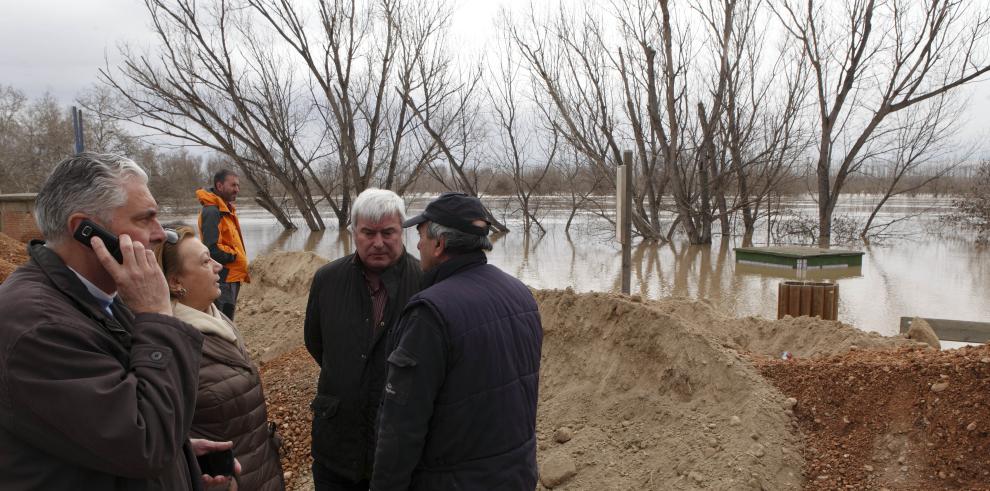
0, 0, 520, 102
1, 0, 988, 154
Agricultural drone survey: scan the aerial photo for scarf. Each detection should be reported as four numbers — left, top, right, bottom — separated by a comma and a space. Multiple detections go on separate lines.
171, 301, 238, 343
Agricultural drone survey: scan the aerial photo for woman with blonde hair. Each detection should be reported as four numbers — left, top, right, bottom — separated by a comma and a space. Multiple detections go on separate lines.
156, 225, 284, 490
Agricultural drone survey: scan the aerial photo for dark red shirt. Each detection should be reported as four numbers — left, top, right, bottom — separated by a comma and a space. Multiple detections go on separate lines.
366, 275, 388, 332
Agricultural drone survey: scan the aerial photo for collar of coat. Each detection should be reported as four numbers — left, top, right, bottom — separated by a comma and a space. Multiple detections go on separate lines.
421, 250, 487, 289
27, 240, 133, 346
171, 301, 238, 343
196, 187, 235, 214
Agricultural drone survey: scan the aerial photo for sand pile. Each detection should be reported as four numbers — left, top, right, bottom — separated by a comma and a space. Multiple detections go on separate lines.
0, 232, 29, 284
758, 345, 990, 490
533, 289, 803, 489
644, 296, 918, 358
237, 251, 325, 362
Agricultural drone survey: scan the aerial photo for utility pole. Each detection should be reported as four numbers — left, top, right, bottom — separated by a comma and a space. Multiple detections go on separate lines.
71, 106, 84, 153
618, 150, 633, 294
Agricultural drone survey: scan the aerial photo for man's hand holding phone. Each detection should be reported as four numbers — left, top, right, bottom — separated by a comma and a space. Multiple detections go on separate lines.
91, 233, 172, 316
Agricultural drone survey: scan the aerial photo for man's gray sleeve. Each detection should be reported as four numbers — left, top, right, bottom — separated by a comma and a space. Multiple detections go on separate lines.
200, 206, 236, 265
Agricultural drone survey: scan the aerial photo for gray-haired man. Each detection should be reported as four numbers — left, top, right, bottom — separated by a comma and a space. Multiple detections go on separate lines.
0, 152, 236, 490
305, 188, 424, 490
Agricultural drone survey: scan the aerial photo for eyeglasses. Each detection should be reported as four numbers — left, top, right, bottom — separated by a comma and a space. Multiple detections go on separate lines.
164, 228, 179, 245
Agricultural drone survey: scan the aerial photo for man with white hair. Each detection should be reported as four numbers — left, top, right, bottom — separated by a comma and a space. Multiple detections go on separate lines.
0, 153, 237, 490
304, 188, 424, 490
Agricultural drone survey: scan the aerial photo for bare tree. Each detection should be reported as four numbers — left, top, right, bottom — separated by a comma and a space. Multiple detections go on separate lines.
859, 92, 967, 240
772, 0, 990, 246
76, 86, 143, 157
555, 147, 607, 235
100, 0, 318, 230
149, 149, 210, 207
949, 160, 990, 243
487, 35, 557, 235
0, 91, 74, 192
398, 48, 512, 232
98, 0, 458, 231
509, 4, 661, 238
508, 0, 804, 245
0, 85, 29, 193
247, 0, 449, 227
721, 13, 812, 246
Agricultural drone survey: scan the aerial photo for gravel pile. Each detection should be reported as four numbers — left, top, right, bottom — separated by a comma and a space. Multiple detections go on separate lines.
0, 232, 29, 284
758, 345, 990, 490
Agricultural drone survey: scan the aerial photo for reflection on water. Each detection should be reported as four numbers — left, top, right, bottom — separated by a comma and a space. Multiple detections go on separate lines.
163, 195, 990, 338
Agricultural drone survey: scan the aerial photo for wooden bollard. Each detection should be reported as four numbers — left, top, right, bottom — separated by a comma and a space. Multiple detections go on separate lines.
787, 282, 801, 318
812, 285, 824, 316
799, 284, 812, 316
777, 281, 839, 320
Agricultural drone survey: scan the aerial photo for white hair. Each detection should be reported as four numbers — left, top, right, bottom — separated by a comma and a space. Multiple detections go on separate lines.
35, 153, 149, 245
349, 188, 406, 230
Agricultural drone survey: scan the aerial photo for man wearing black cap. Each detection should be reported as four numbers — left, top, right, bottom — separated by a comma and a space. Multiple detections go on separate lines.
371, 192, 543, 491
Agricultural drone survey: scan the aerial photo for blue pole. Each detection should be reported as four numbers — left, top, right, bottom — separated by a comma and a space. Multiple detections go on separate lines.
72, 106, 84, 153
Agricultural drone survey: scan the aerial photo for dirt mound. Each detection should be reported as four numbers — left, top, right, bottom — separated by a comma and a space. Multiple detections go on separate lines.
0, 232, 29, 284
642, 295, 917, 358
757, 345, 990, 490
534, 289, 804, 489
237, 251, 324, 362
249, 251, 326, 298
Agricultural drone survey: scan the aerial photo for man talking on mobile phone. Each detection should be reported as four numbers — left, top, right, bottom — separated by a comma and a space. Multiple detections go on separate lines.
0, 153, 238, 490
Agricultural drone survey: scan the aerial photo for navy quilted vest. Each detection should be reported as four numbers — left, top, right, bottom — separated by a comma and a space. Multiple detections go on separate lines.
406, 262, 542, 489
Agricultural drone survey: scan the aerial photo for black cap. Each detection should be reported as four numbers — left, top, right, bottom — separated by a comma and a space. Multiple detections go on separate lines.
402, 192, 491, 236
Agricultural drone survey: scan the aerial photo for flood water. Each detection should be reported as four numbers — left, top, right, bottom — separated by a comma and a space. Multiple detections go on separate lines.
163, 195, 990, 341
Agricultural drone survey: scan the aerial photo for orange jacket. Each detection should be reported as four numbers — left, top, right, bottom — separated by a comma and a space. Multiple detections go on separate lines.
196, 188, 250, 284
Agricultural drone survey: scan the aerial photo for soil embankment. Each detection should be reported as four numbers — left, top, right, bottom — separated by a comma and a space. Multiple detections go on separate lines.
758, 346, 990, 490
240, 251, 982, 490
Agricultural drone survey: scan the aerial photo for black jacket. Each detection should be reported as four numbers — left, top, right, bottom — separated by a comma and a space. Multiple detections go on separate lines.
372, 252, 543, 491
0, 242, 205, 490
304, 251, 423, 482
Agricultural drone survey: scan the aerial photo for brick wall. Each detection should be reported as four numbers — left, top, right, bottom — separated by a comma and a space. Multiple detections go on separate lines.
0, 194, 41, 242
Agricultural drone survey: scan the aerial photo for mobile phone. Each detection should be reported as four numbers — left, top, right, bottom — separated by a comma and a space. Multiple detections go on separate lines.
73, 219, 123, 264
196, 448, 235, 477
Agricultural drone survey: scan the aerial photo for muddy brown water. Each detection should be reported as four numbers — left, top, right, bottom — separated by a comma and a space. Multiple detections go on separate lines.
162, 194, 990, 343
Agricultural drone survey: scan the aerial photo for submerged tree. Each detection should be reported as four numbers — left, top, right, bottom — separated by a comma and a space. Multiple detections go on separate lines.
772, 0, 990, 246
950, 160, 990, 244
859, 93, 968, 241
100, 0, 458, 230
509, 0, 810, 244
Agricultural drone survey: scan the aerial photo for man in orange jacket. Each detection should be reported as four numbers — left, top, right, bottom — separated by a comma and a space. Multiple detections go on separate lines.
196, 169, 250, 319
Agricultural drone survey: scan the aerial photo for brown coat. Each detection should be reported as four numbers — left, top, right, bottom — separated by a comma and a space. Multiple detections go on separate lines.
0, 242, 205, 490
176, 304, 284, 491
